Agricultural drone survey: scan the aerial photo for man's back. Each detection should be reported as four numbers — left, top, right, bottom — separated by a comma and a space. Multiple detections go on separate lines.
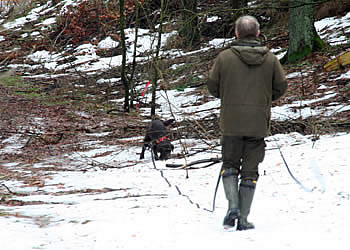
207, 38, 287, 137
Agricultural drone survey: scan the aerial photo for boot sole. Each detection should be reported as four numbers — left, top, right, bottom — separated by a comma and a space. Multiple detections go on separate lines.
237, 224, 255, 231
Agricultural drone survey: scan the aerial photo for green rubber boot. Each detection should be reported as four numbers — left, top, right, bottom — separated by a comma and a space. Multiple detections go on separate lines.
237, 179, 256, 231
222, 168, 240, 227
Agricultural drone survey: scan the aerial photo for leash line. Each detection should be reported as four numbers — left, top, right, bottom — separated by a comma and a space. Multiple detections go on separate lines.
150, 148, 218, 213
272, 137, 313, 192
212, 168, 223, 212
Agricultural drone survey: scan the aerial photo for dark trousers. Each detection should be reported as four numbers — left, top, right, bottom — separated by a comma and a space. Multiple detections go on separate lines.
221, 136, 266, 180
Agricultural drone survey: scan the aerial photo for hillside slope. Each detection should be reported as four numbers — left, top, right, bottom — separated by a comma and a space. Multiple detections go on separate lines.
0, 0, 349, 162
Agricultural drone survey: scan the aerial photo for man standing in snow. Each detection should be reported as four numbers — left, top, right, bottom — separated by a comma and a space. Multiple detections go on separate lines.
207, 16, 287, 230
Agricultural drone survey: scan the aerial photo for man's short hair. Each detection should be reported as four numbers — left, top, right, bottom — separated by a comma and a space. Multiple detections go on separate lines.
235, 16, 260, 38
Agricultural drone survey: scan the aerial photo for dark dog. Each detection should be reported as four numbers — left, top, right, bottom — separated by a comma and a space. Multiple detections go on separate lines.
140, 119, 174, 160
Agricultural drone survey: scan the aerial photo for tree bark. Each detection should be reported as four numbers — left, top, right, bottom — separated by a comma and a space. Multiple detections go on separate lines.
129, 0, 140, 110
151, 0, 164, 117
231, 0, 248, 24
287, 0, 321, 63
119, 0, 129, 112
231, 0, 247, 9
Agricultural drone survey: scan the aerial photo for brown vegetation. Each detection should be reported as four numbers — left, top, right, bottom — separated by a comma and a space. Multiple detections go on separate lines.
315, 0, 350, 20
0, 0, 349, 165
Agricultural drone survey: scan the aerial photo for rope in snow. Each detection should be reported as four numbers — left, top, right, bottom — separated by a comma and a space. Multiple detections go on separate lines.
150, 149, 217, 213
272, 137, 313, 192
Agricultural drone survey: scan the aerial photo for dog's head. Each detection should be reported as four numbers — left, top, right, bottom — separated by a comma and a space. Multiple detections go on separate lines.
155, 140, 174, 160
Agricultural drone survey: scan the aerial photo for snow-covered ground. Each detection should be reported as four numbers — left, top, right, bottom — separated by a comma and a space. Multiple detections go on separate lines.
0, 1, 349, 249
1, 132, 349, 249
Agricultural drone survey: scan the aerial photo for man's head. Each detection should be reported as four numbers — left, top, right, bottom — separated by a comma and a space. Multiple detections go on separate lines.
235, 16, 260, 39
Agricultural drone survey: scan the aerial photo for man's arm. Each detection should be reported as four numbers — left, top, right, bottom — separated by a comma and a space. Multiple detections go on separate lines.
206, 57, 221, 98
272, 58, 287, 101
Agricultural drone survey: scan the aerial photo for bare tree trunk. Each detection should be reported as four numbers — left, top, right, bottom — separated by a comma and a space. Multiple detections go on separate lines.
129, 0, 140, 110
119, 0, 129, 112
150, 0, 164, 117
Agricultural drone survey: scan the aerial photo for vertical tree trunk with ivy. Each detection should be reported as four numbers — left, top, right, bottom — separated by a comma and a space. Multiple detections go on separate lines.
179, 0, 200, 47
231, 0, 247, 27
150, 0, 164, 117
287, 0, 323, 62
231, 0, 247, 9
129, 1, 140, 110
119, 0, 129, 112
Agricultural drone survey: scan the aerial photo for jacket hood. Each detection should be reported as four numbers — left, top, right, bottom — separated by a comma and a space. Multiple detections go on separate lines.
231, 38, 269, 65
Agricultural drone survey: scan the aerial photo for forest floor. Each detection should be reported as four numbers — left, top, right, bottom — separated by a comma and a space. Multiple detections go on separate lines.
0, 0, 349, 233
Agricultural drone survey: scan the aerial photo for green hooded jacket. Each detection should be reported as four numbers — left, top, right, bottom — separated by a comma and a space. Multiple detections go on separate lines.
207, 38, 287, 137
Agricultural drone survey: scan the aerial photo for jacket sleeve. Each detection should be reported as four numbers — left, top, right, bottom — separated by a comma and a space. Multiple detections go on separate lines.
272, 57, 287, 101
206, 56, 221, 98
